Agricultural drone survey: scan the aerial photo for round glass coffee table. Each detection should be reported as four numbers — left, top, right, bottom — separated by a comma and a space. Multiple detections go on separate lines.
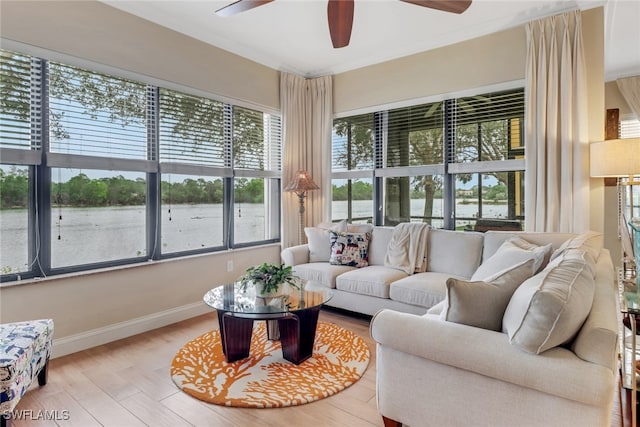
203, 282, 332, 365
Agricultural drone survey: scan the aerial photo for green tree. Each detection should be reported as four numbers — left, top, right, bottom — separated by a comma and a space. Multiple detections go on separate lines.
0, 167, 29, 208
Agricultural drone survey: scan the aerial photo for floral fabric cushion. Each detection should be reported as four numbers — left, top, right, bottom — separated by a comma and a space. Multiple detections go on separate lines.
329, 231, 371, 268
0, 319, 54, 415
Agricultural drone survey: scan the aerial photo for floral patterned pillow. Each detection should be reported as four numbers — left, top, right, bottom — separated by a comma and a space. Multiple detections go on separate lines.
329, 231, 371, 268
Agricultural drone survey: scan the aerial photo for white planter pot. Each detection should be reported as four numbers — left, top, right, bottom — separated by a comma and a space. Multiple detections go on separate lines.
253, 282, 283, 298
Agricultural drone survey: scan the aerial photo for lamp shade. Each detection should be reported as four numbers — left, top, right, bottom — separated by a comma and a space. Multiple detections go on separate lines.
589, 138, 640, 177
284, 170, 319, 193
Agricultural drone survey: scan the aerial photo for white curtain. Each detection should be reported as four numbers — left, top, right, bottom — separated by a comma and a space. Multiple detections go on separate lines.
617, 76, 640, 118
280, 72, 333, 248
524, 11, 589, 233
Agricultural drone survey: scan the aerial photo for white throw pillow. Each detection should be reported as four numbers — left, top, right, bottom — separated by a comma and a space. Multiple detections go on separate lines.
471, 236, 552, 281
305, 220, 349, 262
550, 231, 603, 265
502, 249, 596, 354
439, 259, 536, 331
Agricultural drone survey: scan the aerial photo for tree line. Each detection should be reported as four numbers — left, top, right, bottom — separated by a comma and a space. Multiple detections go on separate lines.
0, 168, 264, 209
332, 180, 507, 202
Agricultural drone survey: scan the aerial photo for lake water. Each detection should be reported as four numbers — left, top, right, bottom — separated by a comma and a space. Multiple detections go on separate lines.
0, 199, 508, 274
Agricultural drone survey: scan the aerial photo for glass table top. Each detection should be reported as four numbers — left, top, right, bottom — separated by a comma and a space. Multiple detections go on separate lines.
204, 282, 333, 316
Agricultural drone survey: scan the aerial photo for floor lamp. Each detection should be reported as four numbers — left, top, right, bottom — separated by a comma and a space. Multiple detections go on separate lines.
590, 138, 640, 281
284, 170, 320, 245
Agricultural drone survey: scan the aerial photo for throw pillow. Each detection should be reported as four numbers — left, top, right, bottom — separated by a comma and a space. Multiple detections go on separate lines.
439, 258, 536, 331
502, 249, 596, 354
304, 220, 349, 262
329, 231, 371, 268
550, 231, 603, 265
471, 236, 552, 281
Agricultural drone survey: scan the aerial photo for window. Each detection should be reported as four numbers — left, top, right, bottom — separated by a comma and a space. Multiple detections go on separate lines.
331, 88, 525, 230
232, 106, 282, 245
331, 113, 375, 223
1, 50, 39, 278
0, 49, 282, 282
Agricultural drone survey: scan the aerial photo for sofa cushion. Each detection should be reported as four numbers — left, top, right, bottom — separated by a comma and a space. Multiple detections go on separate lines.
292, 263, 355, 289
427, 229, 484, 278
336, 266, 408, 298
471, 236, 552, 281
304, 220, 348, 262
390, 271, 467, 309
440, 259, 536, 331
482, 231, 575, 262
368, 227, 395, 266
329, 231, 371, 267
503, 249, 596, 354
550, 231, 603, 265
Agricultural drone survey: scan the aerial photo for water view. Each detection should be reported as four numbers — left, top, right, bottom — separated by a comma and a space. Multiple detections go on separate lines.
0, 200, 509, 274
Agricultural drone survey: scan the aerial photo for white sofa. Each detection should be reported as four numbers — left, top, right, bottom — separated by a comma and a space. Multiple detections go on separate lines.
282, 225, 618, 426
281, 225, 573, 315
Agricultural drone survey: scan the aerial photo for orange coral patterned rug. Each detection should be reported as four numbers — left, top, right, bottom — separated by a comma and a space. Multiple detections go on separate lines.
170, 321, 370, 408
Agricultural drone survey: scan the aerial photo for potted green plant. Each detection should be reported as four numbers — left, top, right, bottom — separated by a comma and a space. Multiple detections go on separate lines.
239, 262, 300, 297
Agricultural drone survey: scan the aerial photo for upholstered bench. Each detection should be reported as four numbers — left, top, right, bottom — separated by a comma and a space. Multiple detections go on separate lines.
0, 319, 54, 427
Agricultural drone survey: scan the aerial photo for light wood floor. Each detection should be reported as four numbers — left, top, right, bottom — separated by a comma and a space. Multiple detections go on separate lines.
11, 309, 624, 427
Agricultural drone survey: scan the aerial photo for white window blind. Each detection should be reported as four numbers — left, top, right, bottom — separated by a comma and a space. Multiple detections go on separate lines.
332, 113, 375, 172
620, 117, 640, 138
232, 106, 281, 173
159, 88, 226, 168
48, 62, 148, 160
0, 50, 34, 152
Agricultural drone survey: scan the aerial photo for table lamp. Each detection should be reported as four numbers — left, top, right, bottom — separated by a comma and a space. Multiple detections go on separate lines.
284, 170, 319, 245
590, 137, 640, 287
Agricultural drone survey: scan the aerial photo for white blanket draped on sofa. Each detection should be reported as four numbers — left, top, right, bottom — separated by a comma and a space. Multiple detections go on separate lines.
384, 223, 430, 275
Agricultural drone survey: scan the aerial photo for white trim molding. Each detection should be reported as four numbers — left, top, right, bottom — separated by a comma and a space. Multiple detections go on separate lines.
51, 302, 211, 358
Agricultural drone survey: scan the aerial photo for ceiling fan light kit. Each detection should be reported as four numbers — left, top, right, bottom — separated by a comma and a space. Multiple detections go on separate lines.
216, 0, 472, 48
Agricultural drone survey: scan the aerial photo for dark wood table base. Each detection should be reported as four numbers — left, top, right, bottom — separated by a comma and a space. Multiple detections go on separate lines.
217, 305, 322, 365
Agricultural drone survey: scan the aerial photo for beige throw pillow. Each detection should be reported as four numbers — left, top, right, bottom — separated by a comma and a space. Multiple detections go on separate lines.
440, 259, 536, 331
502, 249, 596, 354
471, 236, 552, 281
550, 231, 603, 265
305, 220, 348, 262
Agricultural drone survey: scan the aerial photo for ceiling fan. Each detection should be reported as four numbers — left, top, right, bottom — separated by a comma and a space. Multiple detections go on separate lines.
215, 0, 472, 48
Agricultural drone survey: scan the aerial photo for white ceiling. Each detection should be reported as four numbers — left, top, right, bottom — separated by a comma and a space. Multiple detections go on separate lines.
102, 0, 639, 80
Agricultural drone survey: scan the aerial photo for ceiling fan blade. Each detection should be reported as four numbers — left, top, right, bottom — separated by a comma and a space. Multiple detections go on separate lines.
400, 0, 472, 14
327, 0, 354, 48
215, 0, 274, 17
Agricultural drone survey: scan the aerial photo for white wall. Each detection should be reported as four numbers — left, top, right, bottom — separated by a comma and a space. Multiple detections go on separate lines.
0, 246, 281, 357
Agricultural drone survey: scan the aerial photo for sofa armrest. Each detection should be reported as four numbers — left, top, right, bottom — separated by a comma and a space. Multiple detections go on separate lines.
281, 244, 310, 266
370, 309, 615, 407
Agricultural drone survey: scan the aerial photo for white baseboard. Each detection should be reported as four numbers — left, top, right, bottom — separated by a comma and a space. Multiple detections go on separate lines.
51, 302, 211, 358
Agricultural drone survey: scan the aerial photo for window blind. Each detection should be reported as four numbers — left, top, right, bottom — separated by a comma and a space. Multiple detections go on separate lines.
0, 50, 33, 151
48, 62, 148, 160
232, 106, 282, 172
159, 88, 225, 168
454, 89, 524, 163
332, 113, 375, 171
385, 102, 444, 168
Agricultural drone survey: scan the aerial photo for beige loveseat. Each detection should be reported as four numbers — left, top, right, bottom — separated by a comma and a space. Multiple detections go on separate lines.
282, 224, 617, 426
